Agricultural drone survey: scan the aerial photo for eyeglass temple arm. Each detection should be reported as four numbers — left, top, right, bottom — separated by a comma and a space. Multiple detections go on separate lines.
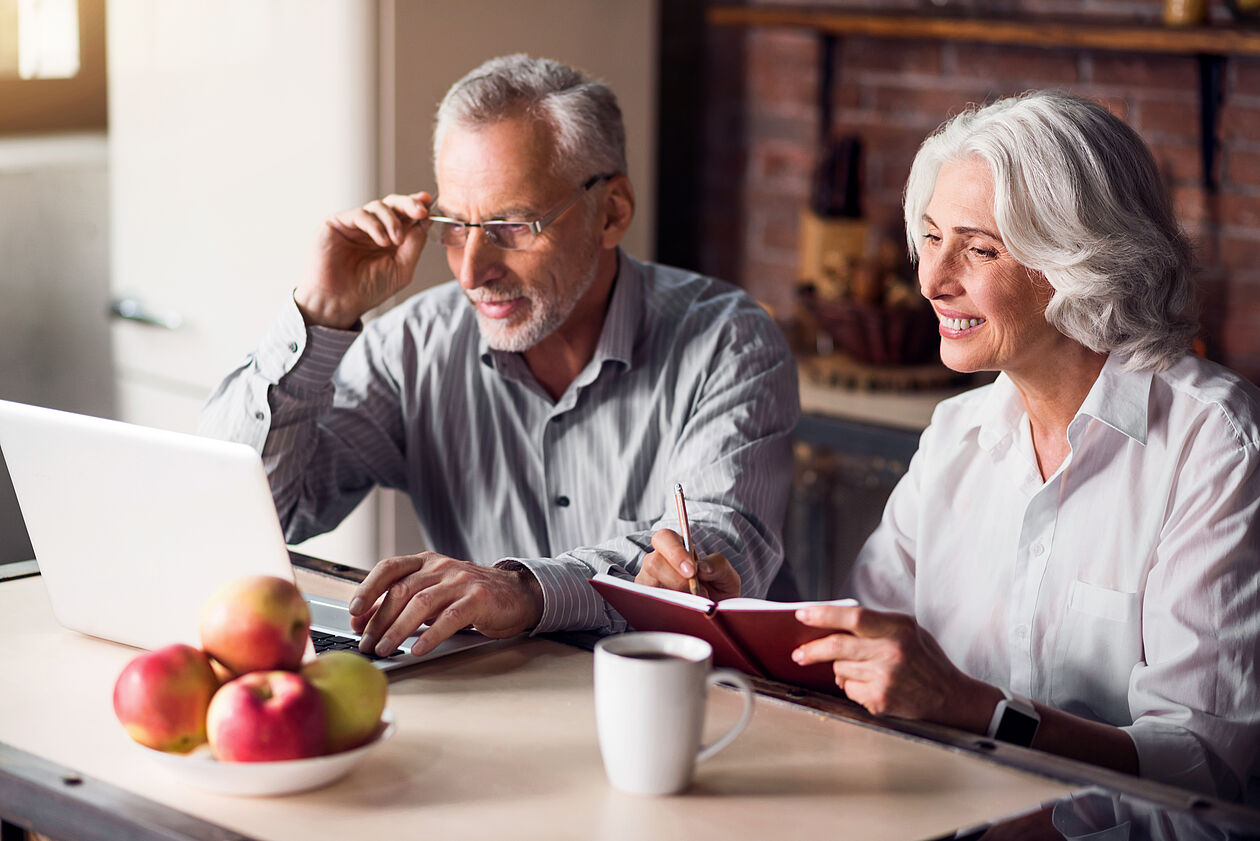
526, 173, 615, 234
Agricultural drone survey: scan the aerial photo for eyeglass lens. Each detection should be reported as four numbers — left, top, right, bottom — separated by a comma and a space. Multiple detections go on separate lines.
433, 220, 533, 250
430, 174, 608, 252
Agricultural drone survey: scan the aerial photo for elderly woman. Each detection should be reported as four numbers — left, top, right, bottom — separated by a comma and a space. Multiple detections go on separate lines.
639, 91, 1259, 802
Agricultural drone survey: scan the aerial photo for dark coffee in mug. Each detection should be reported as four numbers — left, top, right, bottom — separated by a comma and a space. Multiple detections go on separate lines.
620, 651, 689, 662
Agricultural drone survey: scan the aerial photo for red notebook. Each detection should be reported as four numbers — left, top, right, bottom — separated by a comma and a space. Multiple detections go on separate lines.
589, 574, 857, 696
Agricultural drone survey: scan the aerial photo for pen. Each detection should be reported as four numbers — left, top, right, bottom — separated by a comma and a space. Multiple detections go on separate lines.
673, 483, 701, 596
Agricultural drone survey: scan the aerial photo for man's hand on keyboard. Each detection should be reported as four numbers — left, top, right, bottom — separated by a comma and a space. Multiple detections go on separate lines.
346, 552, 544, 658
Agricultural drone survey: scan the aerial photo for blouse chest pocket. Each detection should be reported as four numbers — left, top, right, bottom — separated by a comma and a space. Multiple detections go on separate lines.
1067, 579, 1140, 623
1050, 579, 1143, 725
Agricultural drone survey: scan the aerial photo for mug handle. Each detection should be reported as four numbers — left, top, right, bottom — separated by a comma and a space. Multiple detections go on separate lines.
696, 669, 755, 763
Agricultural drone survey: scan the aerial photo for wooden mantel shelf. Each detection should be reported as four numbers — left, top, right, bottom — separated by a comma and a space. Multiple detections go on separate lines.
708, 6, 1260, 57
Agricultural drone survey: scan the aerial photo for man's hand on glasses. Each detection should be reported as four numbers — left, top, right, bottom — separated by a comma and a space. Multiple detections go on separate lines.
295, 192, 433, 330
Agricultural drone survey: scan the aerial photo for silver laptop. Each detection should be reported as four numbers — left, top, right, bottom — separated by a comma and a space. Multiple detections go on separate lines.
0, 398, 493, 672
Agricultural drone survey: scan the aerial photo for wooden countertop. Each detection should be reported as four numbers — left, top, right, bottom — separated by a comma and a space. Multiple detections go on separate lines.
0, 574, 1073, 841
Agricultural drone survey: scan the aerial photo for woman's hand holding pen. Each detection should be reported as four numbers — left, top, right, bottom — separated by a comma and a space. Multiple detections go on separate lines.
295, 191, 433, 330
636, 529, 742, 602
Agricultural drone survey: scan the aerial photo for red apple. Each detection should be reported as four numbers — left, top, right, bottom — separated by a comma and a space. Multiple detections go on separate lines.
206, 671, 326, 762
199, 575, 310, 674
300, 651, 388, 753
113, 643, 219, 753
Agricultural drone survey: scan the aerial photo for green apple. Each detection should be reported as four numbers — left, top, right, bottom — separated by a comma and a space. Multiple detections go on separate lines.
300, 650, 388, 753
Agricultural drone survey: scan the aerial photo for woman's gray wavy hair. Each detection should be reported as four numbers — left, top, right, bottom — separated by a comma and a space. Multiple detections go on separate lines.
903, 90, 1197, 371
433, 53, 626, 184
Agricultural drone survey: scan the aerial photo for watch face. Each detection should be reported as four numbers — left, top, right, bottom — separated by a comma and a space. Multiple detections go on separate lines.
995, 708, 1039, 747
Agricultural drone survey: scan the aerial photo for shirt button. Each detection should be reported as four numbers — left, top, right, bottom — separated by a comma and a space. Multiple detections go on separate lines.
555, 496, 570, 507
288, 341, 299, 353
254, 411, 265, 421
1030, 542, 1046, 556
1014, 624, 1029, 640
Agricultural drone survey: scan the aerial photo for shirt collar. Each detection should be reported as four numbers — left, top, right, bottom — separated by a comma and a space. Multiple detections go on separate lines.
591, 249, 641, 372
973, 353, 1152, 451
1075, 353, 1151, 445
478, 249, 641, 375
975, 374, 1025, 452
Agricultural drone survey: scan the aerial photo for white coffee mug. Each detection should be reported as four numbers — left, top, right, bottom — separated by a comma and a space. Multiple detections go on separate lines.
593, 632, 754, 796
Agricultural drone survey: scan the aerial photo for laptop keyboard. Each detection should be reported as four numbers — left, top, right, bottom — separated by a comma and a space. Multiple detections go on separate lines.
310, 629, 403, 661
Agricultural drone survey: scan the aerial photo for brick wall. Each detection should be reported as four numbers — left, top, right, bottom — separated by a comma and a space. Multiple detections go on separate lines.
697, 0, 1260, 384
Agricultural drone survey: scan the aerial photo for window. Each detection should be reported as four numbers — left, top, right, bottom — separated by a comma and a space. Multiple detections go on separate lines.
0, 0, 105, 133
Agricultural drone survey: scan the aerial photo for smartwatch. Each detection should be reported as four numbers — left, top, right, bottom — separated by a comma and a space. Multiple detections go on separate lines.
986, 688, 1040, 747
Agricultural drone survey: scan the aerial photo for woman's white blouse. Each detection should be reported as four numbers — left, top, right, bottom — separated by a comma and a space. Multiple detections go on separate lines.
849, 352, 1260, 801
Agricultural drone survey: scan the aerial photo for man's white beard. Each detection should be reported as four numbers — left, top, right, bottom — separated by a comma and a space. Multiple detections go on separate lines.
473, 261, 600, 353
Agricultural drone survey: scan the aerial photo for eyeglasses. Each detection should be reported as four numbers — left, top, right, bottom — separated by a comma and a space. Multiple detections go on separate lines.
428, 174, 611, 251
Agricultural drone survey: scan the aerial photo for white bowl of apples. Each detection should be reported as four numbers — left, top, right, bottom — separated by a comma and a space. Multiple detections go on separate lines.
132, 708, 396, 797
113, 575, 393, 796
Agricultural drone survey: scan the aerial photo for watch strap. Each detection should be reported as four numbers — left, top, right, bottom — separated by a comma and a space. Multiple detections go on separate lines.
986, 688, 1040, 746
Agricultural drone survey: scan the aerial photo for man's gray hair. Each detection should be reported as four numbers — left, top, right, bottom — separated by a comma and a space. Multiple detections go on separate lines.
434, 53, 626, 183
903, 90, 1197, 371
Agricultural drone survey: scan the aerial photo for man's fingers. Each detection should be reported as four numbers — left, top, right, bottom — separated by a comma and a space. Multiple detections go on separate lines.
381, 191, 431, 223
347, 602, 378, 635
694, 552, 741, 601
362, 199, 407, 245
410, 596, 478, 657
638, 546, 690, 592
633, 559, 663, 589
328, 206, 393, 249
696, 551, 737, 583
358, 565, 449, 654
349, 554, 540, 657
368, 583, 457, 657
350, 554, 433, 652
380, 193, 432, 258
350, 553, 427, 615
649, 529, 696, 577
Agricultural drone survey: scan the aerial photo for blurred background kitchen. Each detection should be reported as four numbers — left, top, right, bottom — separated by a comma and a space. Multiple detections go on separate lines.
3, 0, 1258, 597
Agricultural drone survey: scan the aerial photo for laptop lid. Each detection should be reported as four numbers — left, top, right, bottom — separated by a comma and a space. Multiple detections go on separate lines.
0, 399, 298, 650
0, 399, 500, 671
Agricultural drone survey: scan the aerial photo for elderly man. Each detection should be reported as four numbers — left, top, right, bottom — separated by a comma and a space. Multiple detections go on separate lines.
198, 54, 797, 658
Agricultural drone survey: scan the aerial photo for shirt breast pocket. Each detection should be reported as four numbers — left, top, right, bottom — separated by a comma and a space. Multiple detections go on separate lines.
613, 516, 659, 556
615, 515, 657, 534
1050, 579, 1142, 725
